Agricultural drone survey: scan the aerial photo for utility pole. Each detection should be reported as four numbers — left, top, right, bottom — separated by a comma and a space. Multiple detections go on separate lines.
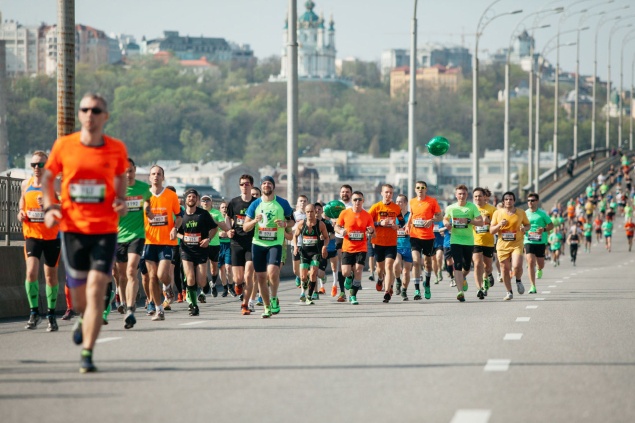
287, 0, 298, 202
0, 41, 9, 172
57, 0, 75, 137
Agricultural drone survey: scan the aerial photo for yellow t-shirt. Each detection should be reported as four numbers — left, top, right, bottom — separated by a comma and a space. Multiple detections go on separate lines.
491, 208, 529, 251
473, 203, 496, 247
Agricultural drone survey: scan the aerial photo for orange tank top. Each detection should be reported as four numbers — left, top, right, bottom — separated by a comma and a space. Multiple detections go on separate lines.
22, 177, 59, 240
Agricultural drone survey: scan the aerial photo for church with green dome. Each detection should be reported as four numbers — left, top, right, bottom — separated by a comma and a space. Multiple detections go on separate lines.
275, 1, 337, 81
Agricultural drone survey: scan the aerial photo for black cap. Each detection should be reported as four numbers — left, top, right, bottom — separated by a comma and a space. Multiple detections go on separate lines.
261, 176, 275, 188
184, 188, 199, 198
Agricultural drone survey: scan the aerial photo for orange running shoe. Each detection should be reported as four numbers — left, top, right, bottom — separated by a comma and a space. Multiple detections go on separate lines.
319, 287, 326, 294
331, 285, 337, 297
375, 280, 383, 292
177, 293, 183, 303
235, 283, 244, 296
241, 305, 251, 315
336, 292, 346, 302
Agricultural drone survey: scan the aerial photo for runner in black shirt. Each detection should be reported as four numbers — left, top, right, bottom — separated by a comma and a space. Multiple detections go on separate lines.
178, 189, 217, 316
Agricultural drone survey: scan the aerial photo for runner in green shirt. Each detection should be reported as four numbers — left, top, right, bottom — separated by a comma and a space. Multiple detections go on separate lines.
601, 220, 613, 252
200, 196, 232, 298
583, 221, 593, 253
523, 193, 553, 293
548, 228, 562, 266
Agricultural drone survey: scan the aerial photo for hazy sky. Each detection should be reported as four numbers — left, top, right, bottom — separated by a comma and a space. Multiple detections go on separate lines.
1, 0, 634, 84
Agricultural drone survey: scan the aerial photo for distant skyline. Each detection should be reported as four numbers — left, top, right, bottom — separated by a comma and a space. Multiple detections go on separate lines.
1, 0, 635, 84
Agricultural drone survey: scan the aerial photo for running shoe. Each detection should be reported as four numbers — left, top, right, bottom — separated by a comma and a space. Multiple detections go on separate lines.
235, 283, 244, 296
489, 274, 495, 287
146, 302, 156, 316
177, 293, 184, 303
228, 285, 237, 297
300, 292, 306, 301
375, 279, 383, 292
271, 297, 280, 314
438, 271, 444, 282
413, 290, 422, 300
401, 289, 408, 301
383, 292, 391, 303
516, 281, 525, 295
498, 275, 503, 284
344, 277, 353, 290
117, 304, 125, 314
529, 285, 537, 294
483, 288, 488, 297
261, 306, 272, 318
72, 318, 83, 345
198, 293, 206, 303
457, 292, 465, 302
25, 313, 41, 330
189, 305, 200, 316
434, 276, 440, 285
536, 269, 543, 279
350, 295, 359, 305
248, 300, 256, 312
203, 283, 211, 295
102, 313, 108, 325
504, 291, 513, 301
124, 313, 136, 329
368, 275, 374, 281
151, 311, 165, 321
79, 350, 97, 374
311, 292, 319, 300
115, 293, 121, 310
295, 276, 301, 287
162, 300, 172, 310
477, 289, 485, 300
61, 309, 74, 321
222, 286, 228, 297
462, 281, 468, 292
239, 293, 244, 301
395, 279, 402, 295
337, 292, 346, 302
424, 285, 431, 300
46, 315, 58, 332
331, 285, 338, 297
256, 295, 264, 306
305, 297, 314, 305
241, 305, 251, 315
211, 285, 218, 298
319, 287, 326, 294
450, 279, 456, 287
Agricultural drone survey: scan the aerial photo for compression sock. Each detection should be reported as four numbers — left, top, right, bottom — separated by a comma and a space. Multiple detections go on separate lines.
424, 271, 431, 288
64, 284, 72, 310
308, 282, 316, 297
104, 281, 114, 315
211, 273, 218, 285
187, 285, 198, 307
447, 265, 454, 278
46, 284, 59, 312
414, 277, 421, 291
25, 280, 39, 310
332, 270, 338, 285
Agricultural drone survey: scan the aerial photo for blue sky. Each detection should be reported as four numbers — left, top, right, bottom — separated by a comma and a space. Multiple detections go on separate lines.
1, 0, 634, 84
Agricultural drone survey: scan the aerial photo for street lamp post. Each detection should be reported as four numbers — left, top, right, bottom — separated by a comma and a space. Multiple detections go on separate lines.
619, 30, 635, 151
407, 0, 418, 197
473, 0, 521, 189
631, 55, 635, 150
287, 0, 298, 202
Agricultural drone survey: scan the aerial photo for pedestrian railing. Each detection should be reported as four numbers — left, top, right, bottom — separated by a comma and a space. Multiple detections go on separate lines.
0, 175, 24, 245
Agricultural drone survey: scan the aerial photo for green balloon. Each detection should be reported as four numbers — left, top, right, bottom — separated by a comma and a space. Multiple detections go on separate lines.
426, 136, 450, 156
324, 200, 346, 219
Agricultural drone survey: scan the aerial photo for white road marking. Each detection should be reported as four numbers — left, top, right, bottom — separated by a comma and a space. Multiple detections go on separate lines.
516, 317, 531, 322
535, 298, 545, 301
542, 291, 551, 294
484, 359, 511, 372
504, 333, 523, 340
180, 321, 205, 326
526, 305, 538, 309
450, 409, 492, 423
556, 281, 563, 283
549, 285, 557, 288
564, 276, 570, 279
96, 337, 121, 344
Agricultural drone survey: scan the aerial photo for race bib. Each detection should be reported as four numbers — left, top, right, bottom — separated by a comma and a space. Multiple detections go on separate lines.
258, 227, 277, 241
236, 215, 245, 227
413, 219, 425, 228
183, 233, 201, 245
26, 209, 45, 223
452, 218, 468, 229
475, 225, 489, 234
570, 239, 579, 245
348, 231, 364, 241
150, 214, 168, 226
501, 232, 516, 241
302, 235, 318, 246
527, 231, 542, 242
126, 195, 143, 211
69, 179, 105, 203
397, 229, 406, 238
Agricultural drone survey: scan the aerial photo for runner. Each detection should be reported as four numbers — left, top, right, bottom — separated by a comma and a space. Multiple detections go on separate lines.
177, 189, 218, 316
406, 181, 443, 301
243, 176, 294, 318
432, 220, 445, 284
292, 195, 308, 296
320, 203, 339, 299
368, 184, 404, 303
313, 201, 332, 296
490, 191, 530, 301
333, 185, 353, 302
602, 218, 613, 252
583, 218, 593, 253
335, 191, 375, 305
200, 195, 232, 299
625, 216, 634, 252
217, 201, 233, 297
41, 92, 128, 373
594, 215, 603, 242
143, 165, 182, 322
472, 187, 496, 297
18, 151, 61, 331
113, 158, 150, 329
548, 227, 563, 266
567, 222, 582, 266
292, 203, 329, 305
226, 174, 257, 315
393, 194, 412, 301
443, 185, 484, 301
523, 193, 553, 294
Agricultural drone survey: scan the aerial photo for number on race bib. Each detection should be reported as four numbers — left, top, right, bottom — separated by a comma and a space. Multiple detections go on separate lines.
69, 180, 106, 204
348, 231, 364, 241
501, 232, 516, 241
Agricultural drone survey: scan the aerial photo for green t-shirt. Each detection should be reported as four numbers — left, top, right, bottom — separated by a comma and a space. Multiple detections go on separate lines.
551, 216, 560, 228
625, 205, 633, 218
583, 223, 593, 237
117, 180, 151, 243
548, 232, 561, 250
208, 208, 224, 246
445, 202, 480, 245
524, 208, 551, 245
585, 186, 594, 198
246, 196, 294, 247
602, 221, 613, 236
599, 199, 607, 211
600, 184, 609, 195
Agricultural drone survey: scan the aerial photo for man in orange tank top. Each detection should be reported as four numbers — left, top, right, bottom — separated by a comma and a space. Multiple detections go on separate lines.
42, 93, 128, 374
18, 151, 61, 332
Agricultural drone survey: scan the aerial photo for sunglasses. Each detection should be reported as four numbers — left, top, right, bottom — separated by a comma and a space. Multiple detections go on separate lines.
416, 186, 427, 190
79, 107, 104, 115
352, 198, 363, 202
527, 199, 537, 203
30, 162, 45, 168
201, 199, 211, 202
240, 182, 251, 186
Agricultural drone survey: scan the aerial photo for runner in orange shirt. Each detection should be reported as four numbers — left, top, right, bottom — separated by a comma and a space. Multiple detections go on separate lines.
42, 93, 128, 373
18, 150, 61, 331
335, 191, 375, 305
625, 216, 634, 252
406, 181, 443, 300
143, 165, 182, 322
368, 184, 404, 303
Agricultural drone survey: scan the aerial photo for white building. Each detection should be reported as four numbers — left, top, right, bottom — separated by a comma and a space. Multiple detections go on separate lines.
274, 0, 336, 81
0, 14, 39, 77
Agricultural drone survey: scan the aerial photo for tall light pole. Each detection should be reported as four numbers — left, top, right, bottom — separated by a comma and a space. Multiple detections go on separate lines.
473, 0, 521, 189
631, 55, 635, 150
57, 0, 75, 138
619, 30, 635, 151
407, 0, 418, 197
287, 0, 298, 202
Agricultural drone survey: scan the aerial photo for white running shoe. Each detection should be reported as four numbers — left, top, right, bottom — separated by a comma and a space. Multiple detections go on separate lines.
516, 281, 525, 295
504, 292, 513, 301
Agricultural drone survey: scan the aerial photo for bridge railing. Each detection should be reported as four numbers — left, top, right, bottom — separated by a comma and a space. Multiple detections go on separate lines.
0, 175, 24, 245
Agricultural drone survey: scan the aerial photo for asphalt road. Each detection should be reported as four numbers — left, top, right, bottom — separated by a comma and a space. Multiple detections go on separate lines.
1, 236, 634, 423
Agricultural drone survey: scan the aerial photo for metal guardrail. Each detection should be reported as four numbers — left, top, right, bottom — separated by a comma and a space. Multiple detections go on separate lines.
0, 175, 24, 245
